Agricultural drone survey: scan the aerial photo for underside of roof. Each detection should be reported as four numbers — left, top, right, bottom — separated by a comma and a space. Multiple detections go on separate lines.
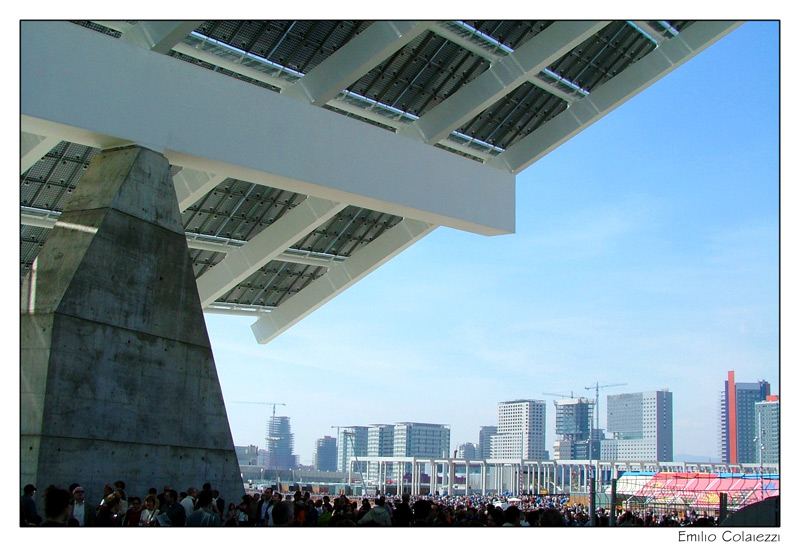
20, 20, 742, 343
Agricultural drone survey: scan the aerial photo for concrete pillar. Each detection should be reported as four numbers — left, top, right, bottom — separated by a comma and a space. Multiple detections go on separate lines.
448, 461, 455, 496
21, 145, 243, 509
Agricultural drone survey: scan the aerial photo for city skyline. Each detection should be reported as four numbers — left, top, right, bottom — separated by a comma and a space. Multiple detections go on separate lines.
205, 21, 778, 466
232, 377, 775, 467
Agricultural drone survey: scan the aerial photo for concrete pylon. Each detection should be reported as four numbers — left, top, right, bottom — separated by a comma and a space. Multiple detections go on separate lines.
21, 145, 243, 508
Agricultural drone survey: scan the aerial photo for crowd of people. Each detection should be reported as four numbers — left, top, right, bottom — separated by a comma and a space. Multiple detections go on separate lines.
21, 480, 720, 527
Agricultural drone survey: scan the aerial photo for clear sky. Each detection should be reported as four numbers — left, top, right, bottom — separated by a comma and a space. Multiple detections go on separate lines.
207, 21, 779, 466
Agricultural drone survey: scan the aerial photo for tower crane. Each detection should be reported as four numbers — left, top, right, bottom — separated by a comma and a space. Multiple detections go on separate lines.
584, 382, 627, 434
542, 391, 576, 399
233, 401, 286, 418
332, 425, 368, 495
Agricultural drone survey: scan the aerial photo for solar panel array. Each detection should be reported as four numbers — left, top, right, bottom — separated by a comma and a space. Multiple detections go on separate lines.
21, 20, 708, 318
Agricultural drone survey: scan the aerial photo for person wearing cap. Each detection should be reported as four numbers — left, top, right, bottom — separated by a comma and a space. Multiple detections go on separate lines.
70, 485, 96, 526
21, 484, 41, 526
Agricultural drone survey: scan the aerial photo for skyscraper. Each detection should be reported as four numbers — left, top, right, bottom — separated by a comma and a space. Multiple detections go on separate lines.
313, 436, 338, 472
457, 442, 478, 459
393, 422, 451, 458
337, 426, 369, 474
491, 400, 547, 459
755, 396, 779, 465
267, 415, 297, 470
367, 424, 395, 479
604, 389, 673, 461
478, 426, 497, 459
719, 371, 771, 464
552, 397, 595, 459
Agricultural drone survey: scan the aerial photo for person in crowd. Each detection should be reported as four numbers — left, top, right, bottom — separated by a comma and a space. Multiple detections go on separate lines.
358, 495, 392, 526
94, 493, 122, 526
114, 480, 128, 518
539, 507, 565, 526
236, 494, 251, 525
21, 484, 41, 526
186, 489, 222, 526
266, 492, 282, 526
180, 486, 198, 516
157, 485, 170, 511
39, 485, 73, 526
69, 485, 96, 526
97, 484, 113, 507
224, 502, 239, 526
140, 494, 160, 526
213, 489, 225, 517
356, 497, 371, 522
318, 501, 333, 526
162, 489, 186, 527
503, 505, 521, 526
272, 500, 294, 526
392, 493, 412, 526
257, 487, 272, 525
122, 496, 143, 526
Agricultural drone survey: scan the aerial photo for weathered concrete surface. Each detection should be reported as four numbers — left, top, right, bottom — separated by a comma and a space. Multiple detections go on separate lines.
21, 146, 243, 509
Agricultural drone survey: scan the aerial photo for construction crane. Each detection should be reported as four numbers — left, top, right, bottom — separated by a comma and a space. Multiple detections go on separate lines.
542, 391, 576, 399
332, 425, 368, 495
584, 382, 627, 434
232, 401, 286, 418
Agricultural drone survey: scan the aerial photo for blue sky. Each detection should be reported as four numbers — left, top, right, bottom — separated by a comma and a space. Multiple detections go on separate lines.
207, 21, 779, 465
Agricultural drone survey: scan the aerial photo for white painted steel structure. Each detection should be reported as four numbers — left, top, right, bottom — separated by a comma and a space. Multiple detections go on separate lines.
21, 20, 743, 343
355, 456, 780, 497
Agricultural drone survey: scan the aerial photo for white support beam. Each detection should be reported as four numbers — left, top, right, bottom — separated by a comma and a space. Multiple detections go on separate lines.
196, 196, 347, 307
284, 21, 434, 106
430, 22, 503, 64
490, 21, 744, 174
251, 218, 436, 343
400, 21, 608, 144
173, 168, 228, 211
21, 208, 342, 268
119, 21, 203, 53
21, 132, 60, 174
21, 21, 514, 236
632, 21, 668, 45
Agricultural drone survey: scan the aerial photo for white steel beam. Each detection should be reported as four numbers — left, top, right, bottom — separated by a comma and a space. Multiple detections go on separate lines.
119, 21, 203, 53
21, 132, 60, 174
196, 197, 347, 307
251, 218, 436, 343
173, 168, 228, 211
632, 21, 668, 45
21, 208, 342, 268
400, 21, 608, 144
490, 21, 744, 174
284, 21, 434, 106
21, 21, 514, 236
430, 22, 503, 64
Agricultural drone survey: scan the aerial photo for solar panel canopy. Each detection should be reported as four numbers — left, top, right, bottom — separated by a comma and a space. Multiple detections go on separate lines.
20, 20, 742, 343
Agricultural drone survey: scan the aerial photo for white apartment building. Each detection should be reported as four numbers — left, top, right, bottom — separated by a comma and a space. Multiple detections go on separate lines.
490, 399, 547, 459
